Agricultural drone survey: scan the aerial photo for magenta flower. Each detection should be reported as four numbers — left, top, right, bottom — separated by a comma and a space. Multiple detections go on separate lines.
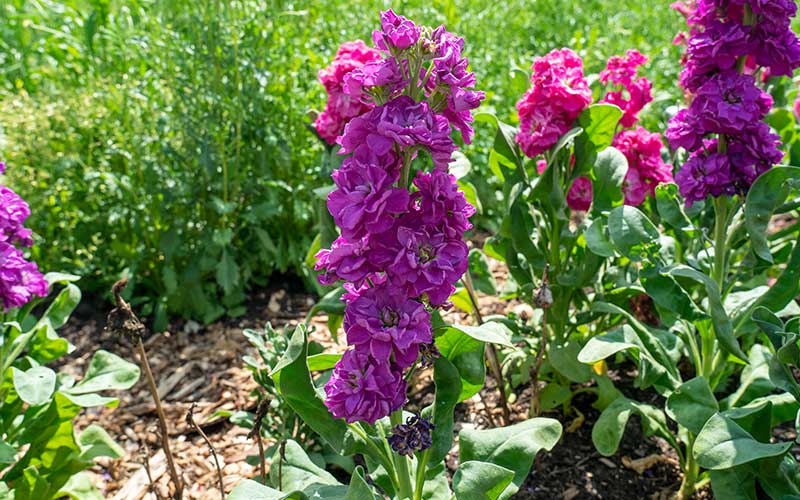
0, 242, 48, 311
323, 349, 407, 424
566, 177, 593, 212
314, 236, 375, 286
690, 72, 772, 136
0, 187, 34, 247
328, 158, 410, 240
516, 48, 593, 158
613, 128, 674, 206
600, 50, 653, 128
344, 282, 432, 368
314, 40, 383, 144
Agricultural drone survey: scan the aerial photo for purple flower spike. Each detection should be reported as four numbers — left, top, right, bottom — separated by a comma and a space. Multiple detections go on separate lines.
0, 242, 48, 311
373, 10, 421, 50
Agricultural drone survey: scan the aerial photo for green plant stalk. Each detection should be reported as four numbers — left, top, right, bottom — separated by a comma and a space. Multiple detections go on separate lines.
412, 448, 431, 500
677, 432, 699, 500
390, 410, 414, 500
349, 423, 400, 491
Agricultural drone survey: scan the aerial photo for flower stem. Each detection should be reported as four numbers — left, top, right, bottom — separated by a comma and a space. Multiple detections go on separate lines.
413, 448, 431, 500
390, 411, 415, 499
677, 433, 699, 500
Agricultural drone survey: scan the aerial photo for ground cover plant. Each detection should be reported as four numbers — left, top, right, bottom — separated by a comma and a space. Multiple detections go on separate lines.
1, 1, 800, 499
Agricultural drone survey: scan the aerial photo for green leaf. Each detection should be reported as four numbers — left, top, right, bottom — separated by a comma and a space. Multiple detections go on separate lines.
217, 249, 241, 295
270, 440, 338, 492
666, 377, 719, 435
0, 438, 17, 464
343, 466, 379, 500
744, 166, 800, 262
665, 265, 748, 362
427, 357, 462, 464
450, 322, 515, 349
78, 424, 124, 461
229, 479, 303, 500
578, 104, 623, 152
721, 344, 774, 409
271, 326, 348, 452
452, 461, 515, 500
538, 383, 572, 411
67, 350, 140, 395
459, 418, 562, 499
585, 217, 616, 257
655, 183, 694, 233
593, 398, 674, 456
27, 322, 70, 365
549, 342, 593, 383
307, 287, 346, 319
578, 328, 638, 364
41, 283, 81, 329
468, 249, 498, 295
590, 147, 628, 213
695, 413, 792, 469
57, 472, 105, 500
13, 366, 56, 406
607, 206, 660, 261
434, 327, 486, 402
641, 267, 707, 322
708, 469, 758, 500
307, 353, 342, 372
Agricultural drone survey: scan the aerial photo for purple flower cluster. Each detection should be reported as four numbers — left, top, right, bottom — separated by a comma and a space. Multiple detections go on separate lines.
317, 11, 481, 425
0, 164, 48, 310
667, 1, 799, 204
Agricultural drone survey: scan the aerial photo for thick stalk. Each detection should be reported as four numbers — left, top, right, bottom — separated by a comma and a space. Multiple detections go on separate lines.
390, 411, 414, 500
463, 272, 511, 424
712, 197, 730, 291
349, 423, 399, 491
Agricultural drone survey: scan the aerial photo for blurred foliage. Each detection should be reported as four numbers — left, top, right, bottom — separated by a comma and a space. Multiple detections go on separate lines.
0, 0, 684, 323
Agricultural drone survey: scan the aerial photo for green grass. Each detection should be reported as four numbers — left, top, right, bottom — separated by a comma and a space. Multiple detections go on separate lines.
0, 0, 684, 322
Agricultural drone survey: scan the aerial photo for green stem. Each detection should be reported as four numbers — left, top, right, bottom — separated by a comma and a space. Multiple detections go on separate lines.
349, 423, 400, 492
678, 434, 699, 500
413, 449, 431, 500
712, 196, 730, 291
390, 411, 414, 500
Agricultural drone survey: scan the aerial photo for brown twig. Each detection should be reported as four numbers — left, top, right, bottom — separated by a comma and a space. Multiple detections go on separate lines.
141, 441, 164, 500
530, 265, 553, 417
463, 271, 511, 425
278, 439, 286, 490
107, 279, 184, 500
187, 402, 225, 499
247, 397, 270, 484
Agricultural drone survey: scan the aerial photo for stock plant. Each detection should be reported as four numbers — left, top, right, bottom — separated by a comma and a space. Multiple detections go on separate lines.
231, 11, 561, 500
576, 2, 800, 498
0, 163, 140, 499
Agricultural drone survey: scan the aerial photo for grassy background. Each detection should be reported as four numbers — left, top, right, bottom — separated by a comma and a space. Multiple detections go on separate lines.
0, 0, 683, 323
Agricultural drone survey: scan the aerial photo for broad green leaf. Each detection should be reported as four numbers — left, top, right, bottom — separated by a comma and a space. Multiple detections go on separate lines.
590, 147, 628, 213
228, 479, 304, 500
452, 461, 515, 500
578, 328, 638, 363
578, 104, 623, 152
269, 440, 338, 492
695, 413, 792, 469
459, 418, 562, 499
641, 267, 707, 322
27, 322, 70, 365
538, 383, 572, 411
744, 166, 800, 262
307, 287, 346, 319
427, 357, 462, 463
722, 344, 774, 408
421, 462, 452, 500
665, 265, 748, 362
0, 438, 16, 463
451, 322, 515, 349
434, 327, 486, 402
709, 469, 757, 500
41, 283, 81, 329
78, 424, 124, 461
307, 353, 341, 372
67, 350, 140, 395
13, 366, 56, 406
468, 249, 498, 296
592, 397, 674, 456
744, 240, 800, 326
666, 377, 718, 435
549, 342, 593, 383
58, 472, 105, 500
655, 183, 695, 232
271, 326, 348, 452
585, 217, 616, 257
607, 206, 660, 261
